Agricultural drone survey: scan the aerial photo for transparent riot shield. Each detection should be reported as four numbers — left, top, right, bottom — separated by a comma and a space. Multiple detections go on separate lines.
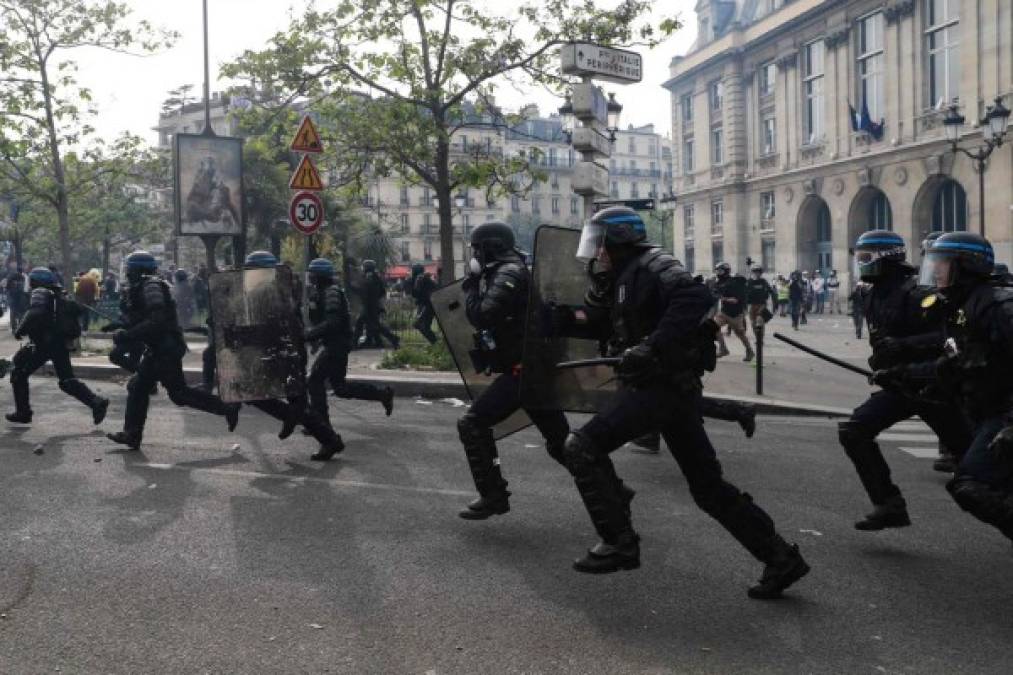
520, 225, 618, 412
430, 280, 530, 439
209, 265, 305, 404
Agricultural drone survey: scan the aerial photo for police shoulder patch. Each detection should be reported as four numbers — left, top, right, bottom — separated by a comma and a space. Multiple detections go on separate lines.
920, 294, 938, 309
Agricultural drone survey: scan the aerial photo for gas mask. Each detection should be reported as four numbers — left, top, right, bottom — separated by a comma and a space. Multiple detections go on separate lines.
468, 257, 483, 277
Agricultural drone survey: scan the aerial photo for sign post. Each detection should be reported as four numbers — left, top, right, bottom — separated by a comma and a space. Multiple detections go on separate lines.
287, 116, 326, 270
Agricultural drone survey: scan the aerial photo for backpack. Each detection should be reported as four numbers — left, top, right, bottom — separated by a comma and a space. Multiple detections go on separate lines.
55, 294, 83, 340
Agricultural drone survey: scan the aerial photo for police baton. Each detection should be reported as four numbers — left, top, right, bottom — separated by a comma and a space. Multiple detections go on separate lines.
772, 332, 873, 378
555, 357, 622, 370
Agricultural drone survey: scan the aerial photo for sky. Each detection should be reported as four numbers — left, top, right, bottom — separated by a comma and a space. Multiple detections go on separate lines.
73, 0, 699, 145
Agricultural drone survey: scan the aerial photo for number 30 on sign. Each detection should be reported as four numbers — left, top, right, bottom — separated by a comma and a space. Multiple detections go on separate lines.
289, 191, 325, 235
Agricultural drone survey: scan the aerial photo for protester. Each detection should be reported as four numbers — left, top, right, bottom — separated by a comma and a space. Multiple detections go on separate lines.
776, 275, 789, 317
74, 270, 98, 331
826, 269, 842, 313
813, 270, 826, 314
849, 282, 868, 339
788, 271, 806, 330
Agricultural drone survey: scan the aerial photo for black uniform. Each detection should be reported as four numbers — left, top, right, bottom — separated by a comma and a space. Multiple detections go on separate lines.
306, 280, 393, 428
113, 275, 236, 446
107, 280, 146, 374
564, 248, 802, 586
457, 251, 570, 514
351, 272, 399, 348
10, 286, 107, 422
838, 269, 971, 525
411, 271, 439, 344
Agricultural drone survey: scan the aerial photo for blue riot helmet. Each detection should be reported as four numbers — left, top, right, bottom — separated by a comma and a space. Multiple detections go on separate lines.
307, 258, 336, 284
577, 206, 649, 262
924, 232, 994, 289
124, 250, 158, 282
917, 231, 945, 286
28, 266, 59, 289
853, 231, 907, 282
244, 250, 279, 269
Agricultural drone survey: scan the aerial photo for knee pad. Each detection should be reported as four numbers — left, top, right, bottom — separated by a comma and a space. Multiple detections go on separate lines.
563, 432, 598, 473
457, 414, 491, 445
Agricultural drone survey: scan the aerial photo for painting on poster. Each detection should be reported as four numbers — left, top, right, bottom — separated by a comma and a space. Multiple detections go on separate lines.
174, 133, 244, 236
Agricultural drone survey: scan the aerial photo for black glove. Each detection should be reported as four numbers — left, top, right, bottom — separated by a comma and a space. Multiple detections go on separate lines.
988, 426, 1013, 458
112, 329, 129, 345
616, 343, 659, 386
869, 366, 904, 388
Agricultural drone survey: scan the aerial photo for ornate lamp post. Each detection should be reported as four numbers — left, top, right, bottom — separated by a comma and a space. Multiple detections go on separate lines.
942, 96, 1010, 235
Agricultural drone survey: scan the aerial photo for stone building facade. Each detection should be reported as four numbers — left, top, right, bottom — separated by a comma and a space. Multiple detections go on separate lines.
665, 0, 1013, 283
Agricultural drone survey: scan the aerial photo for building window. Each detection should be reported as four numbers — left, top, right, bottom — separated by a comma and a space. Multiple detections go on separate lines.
857, 12, 885, 121
511, 195, 520, 213
711, 239, 724, 266
684, 205, 695, 240
423, 213, 432, 233
759, 62, 776, 96
711, 129, 723, 165
709, 80, 724, 111
803, 40, 825, 143
761, 239, 775, 271
869, 192, 893, 230
422, 187, 431, 206
460, 134, 468, 150
761, 191, 775, 223
680, 94, 693, 123
548, 147, 558, 167
551, 197, 560, 215
400, 240, 410, 262
628, 136, 636, 154
685, 244, 695, 273
682, 139, 694, 173
400, 185, 409, 206
630, 159, 638, 173
650, 183, 657, 197
610, 158, 617, 172
630, 183, 639, 198
571, 197, 579, 215
423, 239, 433, 261
400, 214, 409, 233
932, 179, 967, 232
711, 200, 724, 236
761, 116, 777, 155
926, 0, 960, 106
532, 196, 541, 214
611, 182, 619, 198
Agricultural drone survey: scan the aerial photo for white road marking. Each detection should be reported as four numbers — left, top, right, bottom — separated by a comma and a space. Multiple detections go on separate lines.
898, 447, 941, 459
136, 462, 473, 497
877, 433, 939, 443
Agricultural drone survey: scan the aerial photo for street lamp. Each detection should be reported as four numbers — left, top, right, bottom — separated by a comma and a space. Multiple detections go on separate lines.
941, 96, 1010, 235
558, 94, 575, 142
606, 92, 623, 143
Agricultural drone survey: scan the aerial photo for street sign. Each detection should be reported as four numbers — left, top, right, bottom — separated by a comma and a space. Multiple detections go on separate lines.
593, 198, 657, 211
289, 191, 324, 235
572, 161, 610, 197
571, 126, 612, 158
289, 155, 324, 191
571, 82, 608, 124
560, 43, 643, 84
290, 115, 323, 154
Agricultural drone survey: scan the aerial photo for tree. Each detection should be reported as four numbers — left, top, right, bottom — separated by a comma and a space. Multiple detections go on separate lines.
222, 0, 676, 283
0, 0, 175, 273
161, 84, 197, 116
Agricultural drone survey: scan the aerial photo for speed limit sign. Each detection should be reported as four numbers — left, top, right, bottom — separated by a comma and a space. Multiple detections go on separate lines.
289, 191, 324, 235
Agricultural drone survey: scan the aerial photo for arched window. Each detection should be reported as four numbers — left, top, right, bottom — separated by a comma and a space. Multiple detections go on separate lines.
868, 192, 892, 230
932, 179, 967, 232
816, 202, 832, 243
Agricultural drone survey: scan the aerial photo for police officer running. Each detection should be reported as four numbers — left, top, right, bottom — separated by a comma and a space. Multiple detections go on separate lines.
839, 232, 970, 530
881, 233, 1013, 542
745, 263, 776, 340
410, 263, 439, 345
456, 221, 571, 520
553, 207, 808, 599
713, 262, 755, 361
304, 258, 394, 461
351, 260, 400, 349
7, 267, 109, 425
106, 251, 239, 450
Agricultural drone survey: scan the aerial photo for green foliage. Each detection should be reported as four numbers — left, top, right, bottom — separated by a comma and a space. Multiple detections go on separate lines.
379, 341, 455, 372
221, 0, 678, 283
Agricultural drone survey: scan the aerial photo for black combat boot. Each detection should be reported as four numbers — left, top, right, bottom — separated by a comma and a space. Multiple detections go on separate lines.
458, 415, 511, 520
5, 411, 32, 424
459, 491, 511, 520
382, 386, 394, 417
629, 433, 661, 454
106, 431, 142, 451
92, 397, 110, 425
310, 435, 346, 461
738, 407, 757, 438
225, 403, 241, 432
747, 536, 810, 600
854, 495, 911, 531
572, 531, 641, 574
8, 373, 32, 423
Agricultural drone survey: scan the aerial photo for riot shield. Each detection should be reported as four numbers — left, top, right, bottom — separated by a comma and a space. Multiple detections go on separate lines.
430, 280, 530, 440
520, 225, 618, 412
209, 265, 305, 404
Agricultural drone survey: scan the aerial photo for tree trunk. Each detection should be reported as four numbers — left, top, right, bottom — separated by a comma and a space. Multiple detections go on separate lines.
101, 236, 110, 277
37, 55, 72, 274
434, 138, 455, 284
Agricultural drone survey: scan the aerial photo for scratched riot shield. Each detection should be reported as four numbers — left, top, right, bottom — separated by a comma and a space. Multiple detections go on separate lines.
431, 279, 530, 439
209, 265, 305, 404
520, 225, 618, 412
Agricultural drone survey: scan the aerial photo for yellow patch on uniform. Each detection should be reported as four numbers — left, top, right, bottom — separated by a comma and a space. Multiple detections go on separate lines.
504, 282, 515, 288
921, 294, 938, 309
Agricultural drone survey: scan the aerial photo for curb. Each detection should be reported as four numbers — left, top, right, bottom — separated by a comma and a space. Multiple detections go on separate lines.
41, 361, 850, 418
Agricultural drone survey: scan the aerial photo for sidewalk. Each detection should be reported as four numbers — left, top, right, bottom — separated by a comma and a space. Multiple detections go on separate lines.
0, 311, 868, 416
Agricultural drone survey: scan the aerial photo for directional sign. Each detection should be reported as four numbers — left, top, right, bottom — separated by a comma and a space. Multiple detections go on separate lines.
289, 191, 325, 235
289, 155, 324, 191
290, 115, 323, 154
561, 43, 643, 84
593, 198, 657, 212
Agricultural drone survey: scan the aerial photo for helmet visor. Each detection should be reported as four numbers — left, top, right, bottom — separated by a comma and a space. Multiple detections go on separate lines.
576, 222, 605, 262
923, 251, 958, 289
853, 249, 892, 281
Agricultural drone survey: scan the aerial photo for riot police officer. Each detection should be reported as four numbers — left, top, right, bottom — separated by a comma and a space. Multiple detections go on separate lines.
456, 221, 571, 519
555, 207, 807, 599
885, 233, 1013, 542
839, 231, 970, 530
236, 252, 345, 460
351, 260, 400, 349
7, 267, 109, 425
410, 263, 439, 344
713, 262, 754, 361
105, 275, 146, 375
304, 258, 394, 460
106, 251, 239, 450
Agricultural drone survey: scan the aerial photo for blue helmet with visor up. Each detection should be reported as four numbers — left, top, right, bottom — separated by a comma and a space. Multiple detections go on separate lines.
854, 231, 907, 282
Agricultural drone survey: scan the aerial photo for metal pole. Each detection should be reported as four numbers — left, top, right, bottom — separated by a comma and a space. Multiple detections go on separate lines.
979, 155, 986, 236
755, 318, 764, 396
202, 0, 212, 134
581, 75, 597, 223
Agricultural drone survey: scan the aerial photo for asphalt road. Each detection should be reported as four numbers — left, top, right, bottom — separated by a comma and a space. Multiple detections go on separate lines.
0, 381, 1010, 674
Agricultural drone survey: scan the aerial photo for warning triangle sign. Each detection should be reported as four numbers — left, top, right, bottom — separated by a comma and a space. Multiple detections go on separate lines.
289, 155, 324, 191
290, 115, 323, 154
